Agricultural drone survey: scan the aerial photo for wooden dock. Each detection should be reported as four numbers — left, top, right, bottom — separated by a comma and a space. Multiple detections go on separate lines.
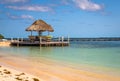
11, 41, 69, 47
10, 36, 70, 47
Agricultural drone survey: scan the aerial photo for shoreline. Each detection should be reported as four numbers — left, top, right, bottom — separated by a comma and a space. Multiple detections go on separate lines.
0, 52, 120, 81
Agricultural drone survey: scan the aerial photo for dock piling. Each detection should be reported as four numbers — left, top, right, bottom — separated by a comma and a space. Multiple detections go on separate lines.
17, 37, 19, 47
21, 38, 23, 42
39, 37, 42, 47
11, 37, 13, 42
62, 36, 64, 47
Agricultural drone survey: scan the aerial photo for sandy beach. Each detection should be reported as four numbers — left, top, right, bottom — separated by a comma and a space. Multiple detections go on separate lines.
0, 52, 120, 81
0, 41, 11, 46
0, 65, 42, 81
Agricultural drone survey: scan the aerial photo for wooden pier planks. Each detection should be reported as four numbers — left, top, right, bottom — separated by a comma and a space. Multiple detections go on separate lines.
11, 41, 69, 47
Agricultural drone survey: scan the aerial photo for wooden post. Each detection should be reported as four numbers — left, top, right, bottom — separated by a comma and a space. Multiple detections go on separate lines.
58, 37, 60, 42
21, 38, 23, 42
39, 37, 41, 47
62, 36, 64, 42
38, 31, 42, 36
17, 37, 19, 42
17, 37, 19, 47
62, 36, 64, 46
11, 37, 13, 42
68, 35, 70, 43
68, 36, 70, 46
31, 31, 32, 36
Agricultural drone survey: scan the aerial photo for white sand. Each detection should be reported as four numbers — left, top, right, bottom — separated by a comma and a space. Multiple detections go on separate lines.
0, 41, 11, 46
0, 65, 43, 81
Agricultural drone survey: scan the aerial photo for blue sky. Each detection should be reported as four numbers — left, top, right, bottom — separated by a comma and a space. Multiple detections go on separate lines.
0, 0, 120, 38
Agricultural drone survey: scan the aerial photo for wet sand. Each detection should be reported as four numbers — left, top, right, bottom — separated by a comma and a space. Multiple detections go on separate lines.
0, 53, 120, 81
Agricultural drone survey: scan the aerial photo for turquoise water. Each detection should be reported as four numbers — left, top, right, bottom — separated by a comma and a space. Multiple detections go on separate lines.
0, 41, 120, 70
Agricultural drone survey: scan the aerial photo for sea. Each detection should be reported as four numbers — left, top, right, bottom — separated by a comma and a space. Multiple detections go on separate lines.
0, 40, 120, 74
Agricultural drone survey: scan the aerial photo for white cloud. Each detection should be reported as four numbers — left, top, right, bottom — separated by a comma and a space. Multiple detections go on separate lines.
7, 5, 52, 12
21, 15, 34, 20
73, 0, 103, 11
7, 13, 34, 20
0, 0, 28, 4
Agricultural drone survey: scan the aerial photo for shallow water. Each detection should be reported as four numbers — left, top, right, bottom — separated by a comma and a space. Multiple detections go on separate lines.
0, 41, 120, 72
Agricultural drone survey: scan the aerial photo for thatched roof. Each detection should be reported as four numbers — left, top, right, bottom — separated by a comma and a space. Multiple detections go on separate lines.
26, 20, 54, 32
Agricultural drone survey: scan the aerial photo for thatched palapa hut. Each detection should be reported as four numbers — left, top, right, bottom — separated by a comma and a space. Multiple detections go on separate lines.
26, 19, 54, 36
11, 19, 69, 46
26, 19, 54, 41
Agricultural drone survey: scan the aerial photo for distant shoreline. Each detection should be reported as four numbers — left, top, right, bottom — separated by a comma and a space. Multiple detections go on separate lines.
69, 37, 120, 41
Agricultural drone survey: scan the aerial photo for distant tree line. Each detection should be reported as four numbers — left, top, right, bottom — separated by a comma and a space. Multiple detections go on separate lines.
0, 34, 4, 39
